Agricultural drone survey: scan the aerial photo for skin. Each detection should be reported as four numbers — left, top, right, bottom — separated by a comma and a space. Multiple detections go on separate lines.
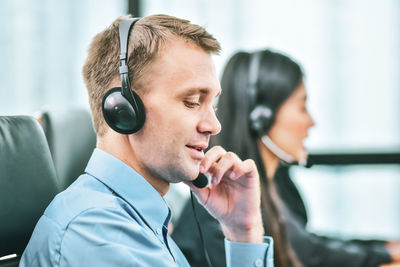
98, 37, 264, 243
385, 241, 400, 264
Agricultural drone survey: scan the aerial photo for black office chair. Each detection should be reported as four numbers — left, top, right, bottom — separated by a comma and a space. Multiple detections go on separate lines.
0, 116, 60, 267
40, 108, 96, 191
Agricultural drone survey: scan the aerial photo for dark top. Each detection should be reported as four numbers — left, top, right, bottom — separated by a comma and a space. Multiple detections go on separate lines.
172, 164, 392, 267
274, 164, 308, 226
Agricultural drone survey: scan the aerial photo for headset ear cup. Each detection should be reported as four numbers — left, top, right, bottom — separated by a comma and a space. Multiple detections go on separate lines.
102, 87, 145, 134
249, 105, 274, 137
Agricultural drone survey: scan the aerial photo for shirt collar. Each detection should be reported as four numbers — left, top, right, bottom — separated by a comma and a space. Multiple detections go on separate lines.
85, 148, 171, 233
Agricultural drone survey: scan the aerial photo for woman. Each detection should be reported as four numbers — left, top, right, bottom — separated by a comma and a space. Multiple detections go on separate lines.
172, 49, 397, 267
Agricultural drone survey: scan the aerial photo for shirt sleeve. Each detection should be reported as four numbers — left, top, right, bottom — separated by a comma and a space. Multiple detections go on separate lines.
225, 237, 274, 267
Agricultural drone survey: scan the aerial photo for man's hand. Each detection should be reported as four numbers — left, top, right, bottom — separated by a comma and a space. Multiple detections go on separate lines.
386, 241, 400, 263
185, 146, 264, 243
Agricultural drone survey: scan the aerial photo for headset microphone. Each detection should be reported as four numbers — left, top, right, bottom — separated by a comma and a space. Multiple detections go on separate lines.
192, 173, 209, 188
260, 135, 311, 167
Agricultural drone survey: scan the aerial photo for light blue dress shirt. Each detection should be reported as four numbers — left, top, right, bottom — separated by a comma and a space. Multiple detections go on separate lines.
21, 148, 273, 266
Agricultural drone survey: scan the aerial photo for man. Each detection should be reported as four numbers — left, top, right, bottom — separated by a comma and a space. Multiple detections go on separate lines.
21, 14, 273, 266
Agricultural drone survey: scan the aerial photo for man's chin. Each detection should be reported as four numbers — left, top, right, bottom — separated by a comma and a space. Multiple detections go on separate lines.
169, 165, 199, 183
182, 160, 201, 176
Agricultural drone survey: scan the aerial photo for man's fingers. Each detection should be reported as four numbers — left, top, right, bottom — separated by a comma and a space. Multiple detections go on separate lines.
241, 159, 258, 177
200, 146, 226, 173
199, 146, 258, 187
209, 152, 240, 184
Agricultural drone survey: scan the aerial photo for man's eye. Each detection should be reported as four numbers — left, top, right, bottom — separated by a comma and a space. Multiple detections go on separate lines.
184, 101, 200, 108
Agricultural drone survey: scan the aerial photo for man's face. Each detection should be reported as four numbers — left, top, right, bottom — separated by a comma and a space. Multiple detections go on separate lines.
129, 38, 221, 185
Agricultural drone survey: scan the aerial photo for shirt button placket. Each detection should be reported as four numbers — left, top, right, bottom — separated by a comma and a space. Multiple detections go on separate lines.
155, 227, 164, 244
156, 228, 162, 235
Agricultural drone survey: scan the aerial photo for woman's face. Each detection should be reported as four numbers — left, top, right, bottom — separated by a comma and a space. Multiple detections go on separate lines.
267, 82, 315, 161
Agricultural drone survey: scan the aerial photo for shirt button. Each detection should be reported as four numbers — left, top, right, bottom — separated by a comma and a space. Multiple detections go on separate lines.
156, 228, 162, 235
254, 258, 263, 267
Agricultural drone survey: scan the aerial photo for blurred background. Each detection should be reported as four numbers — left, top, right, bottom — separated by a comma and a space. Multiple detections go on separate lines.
1, 0, 399, 239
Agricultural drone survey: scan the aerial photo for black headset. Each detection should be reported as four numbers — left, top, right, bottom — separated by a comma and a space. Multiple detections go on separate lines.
102, 18, 146, 134
248, 51, 274, 137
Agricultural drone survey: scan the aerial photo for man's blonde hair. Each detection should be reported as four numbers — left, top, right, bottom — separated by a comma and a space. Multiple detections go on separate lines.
82, 14, 221, 136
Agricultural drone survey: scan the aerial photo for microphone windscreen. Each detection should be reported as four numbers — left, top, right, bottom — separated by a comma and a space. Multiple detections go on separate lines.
192, 173, 209, 188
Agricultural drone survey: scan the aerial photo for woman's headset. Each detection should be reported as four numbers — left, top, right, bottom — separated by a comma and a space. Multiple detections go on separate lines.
248, 51, 274, 137
102, 18, 146, 134
247, 51, 311, 167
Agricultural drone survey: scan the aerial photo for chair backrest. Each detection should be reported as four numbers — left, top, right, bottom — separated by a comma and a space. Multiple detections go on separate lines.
40, 108, 96, 190
0, 116, 60, 264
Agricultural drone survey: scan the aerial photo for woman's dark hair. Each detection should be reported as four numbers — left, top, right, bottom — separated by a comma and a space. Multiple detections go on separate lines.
211, 49, 303, 267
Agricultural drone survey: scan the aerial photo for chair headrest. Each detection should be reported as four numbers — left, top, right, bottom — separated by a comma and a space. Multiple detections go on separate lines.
40, 108, 96, 190
0, 116, 60, 257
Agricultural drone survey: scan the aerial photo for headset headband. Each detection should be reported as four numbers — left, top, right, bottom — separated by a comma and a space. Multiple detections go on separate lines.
248, 51, 263, 111
118, 18, 140, 109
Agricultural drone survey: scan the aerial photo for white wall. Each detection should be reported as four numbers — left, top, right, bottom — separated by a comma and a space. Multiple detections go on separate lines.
0, 0, 127, 115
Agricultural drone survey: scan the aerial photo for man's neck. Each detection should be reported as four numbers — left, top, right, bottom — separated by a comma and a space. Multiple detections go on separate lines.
97, 133, 170, 196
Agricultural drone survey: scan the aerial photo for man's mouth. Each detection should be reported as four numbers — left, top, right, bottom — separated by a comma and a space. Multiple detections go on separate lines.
186, 144, 207, 152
